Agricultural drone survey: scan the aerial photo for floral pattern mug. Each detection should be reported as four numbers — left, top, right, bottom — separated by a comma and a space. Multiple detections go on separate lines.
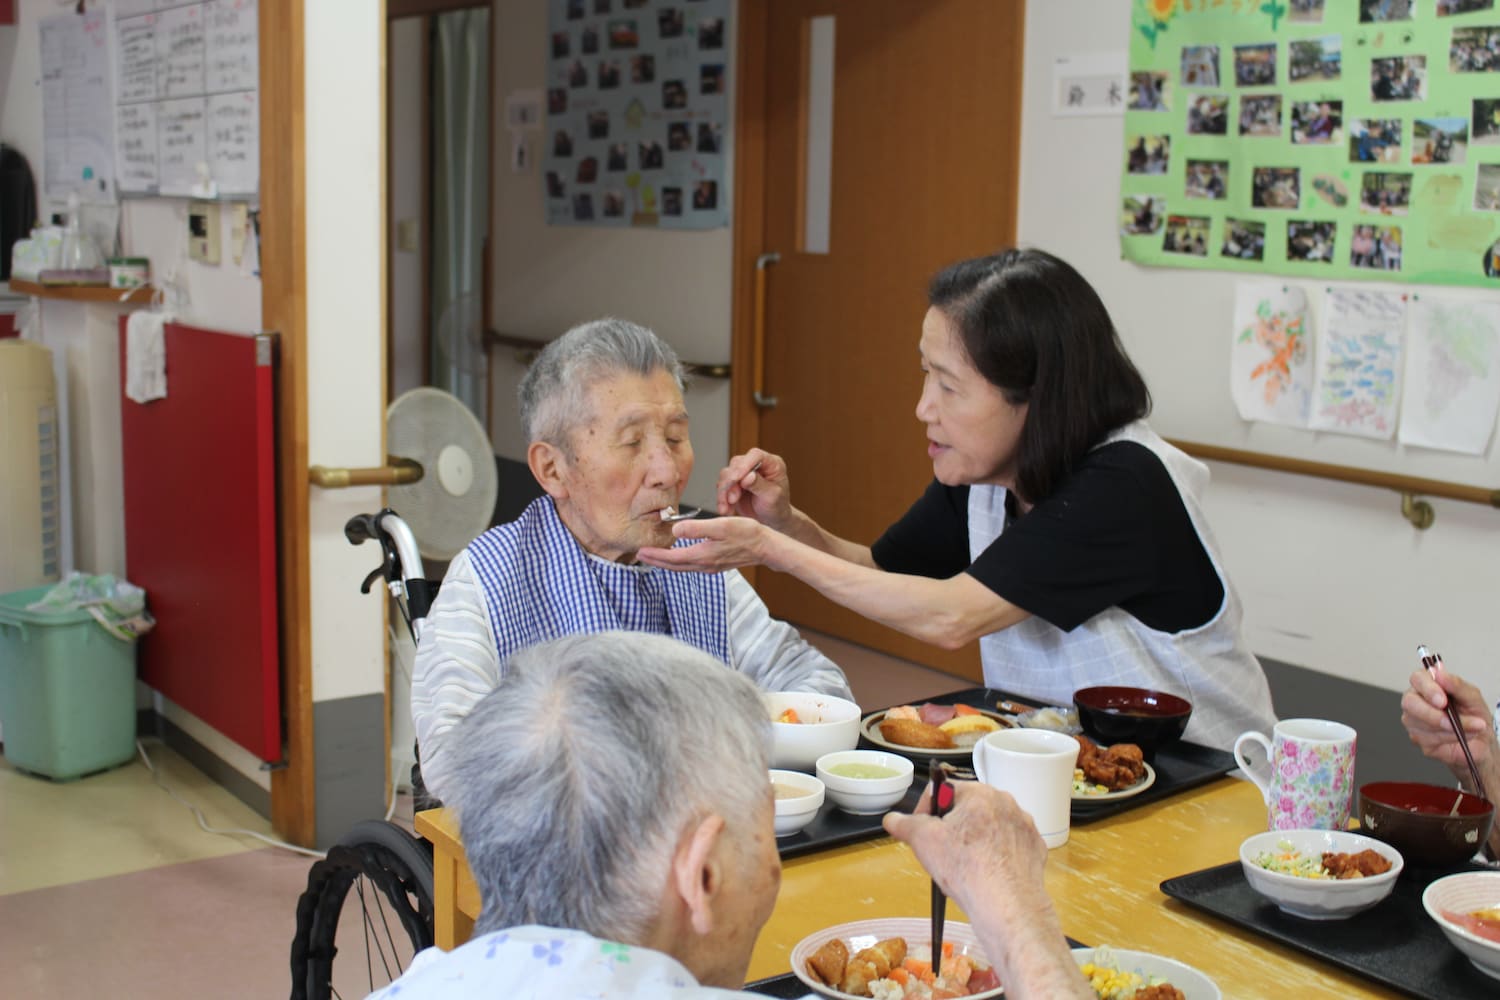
1233, 718, 1357, 831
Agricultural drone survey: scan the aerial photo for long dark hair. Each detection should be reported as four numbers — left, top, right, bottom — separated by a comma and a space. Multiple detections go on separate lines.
927, 248, 1151, 504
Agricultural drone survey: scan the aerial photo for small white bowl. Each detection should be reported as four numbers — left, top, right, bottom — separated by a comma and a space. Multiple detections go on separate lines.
765, 691, 862, 771
1422, 871, 1500, 982
815, 749, 914, 816
769, 769, 825, 837
1239, 829, 1403, 920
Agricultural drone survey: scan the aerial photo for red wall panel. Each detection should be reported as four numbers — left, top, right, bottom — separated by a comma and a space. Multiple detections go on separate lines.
119, 320, 280, 760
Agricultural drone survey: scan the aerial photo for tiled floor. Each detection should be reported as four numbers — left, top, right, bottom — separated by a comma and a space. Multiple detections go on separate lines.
0, 630, 961, 999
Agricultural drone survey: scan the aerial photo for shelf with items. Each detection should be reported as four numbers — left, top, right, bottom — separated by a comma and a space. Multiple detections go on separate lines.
7, 279, 153, 305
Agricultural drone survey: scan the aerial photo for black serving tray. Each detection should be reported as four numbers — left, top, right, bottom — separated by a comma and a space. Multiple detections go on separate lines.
1160, 860, 1496, 999
861, 686, 1238, 824
776, 780, 922, 860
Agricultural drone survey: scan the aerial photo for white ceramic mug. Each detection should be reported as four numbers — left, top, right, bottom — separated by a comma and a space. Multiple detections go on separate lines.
1233, 718, 1357, 831
971, 728, 1080, 848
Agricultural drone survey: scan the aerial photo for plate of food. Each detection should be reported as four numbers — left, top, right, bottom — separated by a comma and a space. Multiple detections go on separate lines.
1073, 945, 1221, 999
860, 703, 1013, 757
1071, 736, 1155, 801
791, 916, 1003, 999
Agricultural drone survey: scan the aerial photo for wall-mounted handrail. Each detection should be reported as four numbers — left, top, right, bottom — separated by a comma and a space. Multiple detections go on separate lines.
1168, 438, 1500, 529
482, 329, 731, 380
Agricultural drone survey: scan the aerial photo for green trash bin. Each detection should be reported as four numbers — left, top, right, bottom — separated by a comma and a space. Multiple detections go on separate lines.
0, 586, 139, 780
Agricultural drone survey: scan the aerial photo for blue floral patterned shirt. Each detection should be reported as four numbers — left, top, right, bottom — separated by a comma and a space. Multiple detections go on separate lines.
368, 925, 815, 999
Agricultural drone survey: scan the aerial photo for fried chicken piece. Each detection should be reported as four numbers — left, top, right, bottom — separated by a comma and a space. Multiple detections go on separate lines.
1131, 985, 1186, 1000
804, 937, 847, 987
1074, 734, 1101, 763
1321, 848, 1392, 879
879, 717, 954, 749
1080, 742, 1146, 791
839, 938, 907, 997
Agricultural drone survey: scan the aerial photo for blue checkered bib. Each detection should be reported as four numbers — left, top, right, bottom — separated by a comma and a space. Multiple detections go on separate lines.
465, 497, 729, 665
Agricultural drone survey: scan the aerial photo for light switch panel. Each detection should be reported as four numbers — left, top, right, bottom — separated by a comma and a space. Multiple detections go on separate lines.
188, 201, 221, 265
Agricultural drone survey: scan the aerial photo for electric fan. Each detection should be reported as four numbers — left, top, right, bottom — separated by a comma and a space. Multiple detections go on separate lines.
386, 387, 498, 561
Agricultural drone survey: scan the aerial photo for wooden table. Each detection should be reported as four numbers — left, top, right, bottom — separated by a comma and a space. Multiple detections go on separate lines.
415, 777, 1402, 999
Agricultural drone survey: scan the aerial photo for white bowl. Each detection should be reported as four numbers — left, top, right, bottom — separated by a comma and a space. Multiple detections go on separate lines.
770, 769, 825, 837
1422, 871, 1500, 981
1072, 946, 1221, 1000
765, 691, 862, 771
790, 917, 1001, 1000
814, 749, 914, 816
1239, 829, 1403, 920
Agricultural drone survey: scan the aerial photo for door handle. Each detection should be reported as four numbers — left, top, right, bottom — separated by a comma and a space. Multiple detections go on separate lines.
309, 457, 424, 489
752, 251, 781, 408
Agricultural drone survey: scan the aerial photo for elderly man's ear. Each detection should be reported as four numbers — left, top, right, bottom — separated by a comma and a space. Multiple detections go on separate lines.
670, 813, 730, 936
528, 441, 570, 500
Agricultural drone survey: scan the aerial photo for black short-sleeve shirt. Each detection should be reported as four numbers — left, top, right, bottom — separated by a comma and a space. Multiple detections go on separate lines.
870, 441, 1224, 634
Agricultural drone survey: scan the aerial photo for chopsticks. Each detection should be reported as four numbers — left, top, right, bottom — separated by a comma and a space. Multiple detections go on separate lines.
928, 757, 955, 978
1418, 644, 1486, 797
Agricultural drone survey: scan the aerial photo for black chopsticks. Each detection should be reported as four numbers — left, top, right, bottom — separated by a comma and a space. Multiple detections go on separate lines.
928, 757, 955, 977
1418, 644, 1486, 798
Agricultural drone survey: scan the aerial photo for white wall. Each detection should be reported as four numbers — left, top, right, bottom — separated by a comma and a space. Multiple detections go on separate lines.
304, 0, 386, 711
487, 0, 734, 509
1020, 1, 1500, 699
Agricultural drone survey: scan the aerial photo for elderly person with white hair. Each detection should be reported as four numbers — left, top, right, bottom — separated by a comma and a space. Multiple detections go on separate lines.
410, 318, 851, 804
374, 632, 1093, 999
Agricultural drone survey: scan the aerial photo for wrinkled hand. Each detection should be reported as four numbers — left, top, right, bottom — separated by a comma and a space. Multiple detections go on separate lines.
716, 449, 793, 529
634, 516, 770, 574
1401, 664, 1498, 781
883, 781, 1050, 918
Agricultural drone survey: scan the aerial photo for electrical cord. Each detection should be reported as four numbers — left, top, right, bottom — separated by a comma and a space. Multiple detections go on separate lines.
135, 738, 325, 859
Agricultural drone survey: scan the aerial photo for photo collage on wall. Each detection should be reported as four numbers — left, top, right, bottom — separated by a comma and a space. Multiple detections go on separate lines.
545, 0, 731, 229
1122, 0, 1500, 288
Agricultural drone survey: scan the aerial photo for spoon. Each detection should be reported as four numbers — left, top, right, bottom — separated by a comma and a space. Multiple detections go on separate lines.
658, 505, 704, 522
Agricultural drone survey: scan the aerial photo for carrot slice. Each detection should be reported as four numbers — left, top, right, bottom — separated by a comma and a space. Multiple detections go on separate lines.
953, 704, 980, 716
776, 707, 800, 724
887, 968, 910, 985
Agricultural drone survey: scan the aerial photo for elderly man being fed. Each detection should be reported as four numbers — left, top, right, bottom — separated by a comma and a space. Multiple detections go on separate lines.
373, 632, 1093, 1000
410, 318, 851, 804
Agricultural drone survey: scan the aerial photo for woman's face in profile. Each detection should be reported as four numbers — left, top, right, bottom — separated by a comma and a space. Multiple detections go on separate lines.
914, 307, 1028, 490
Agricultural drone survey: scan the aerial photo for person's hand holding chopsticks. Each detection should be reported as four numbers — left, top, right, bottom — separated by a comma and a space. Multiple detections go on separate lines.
884, 782, 1092, 999
1401, 661, 1500, 800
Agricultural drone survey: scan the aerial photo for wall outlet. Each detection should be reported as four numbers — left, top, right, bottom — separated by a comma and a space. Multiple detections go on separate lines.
188, 201, 221, 265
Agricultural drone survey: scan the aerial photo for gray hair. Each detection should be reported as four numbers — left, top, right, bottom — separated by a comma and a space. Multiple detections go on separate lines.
518, 318, 686, 450
448, 632, 772, 943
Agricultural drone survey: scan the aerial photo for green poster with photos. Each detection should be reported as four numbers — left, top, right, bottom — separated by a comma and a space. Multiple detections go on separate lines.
1120, 0, 1500, 286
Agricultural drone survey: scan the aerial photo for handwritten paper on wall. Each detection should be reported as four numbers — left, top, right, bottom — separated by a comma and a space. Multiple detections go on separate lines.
1398, 297, 1500, 456
113, 0, 259, 198
1310, 287, 1406, 440
39, 11, 116, 201
1231, 281, 1312, 427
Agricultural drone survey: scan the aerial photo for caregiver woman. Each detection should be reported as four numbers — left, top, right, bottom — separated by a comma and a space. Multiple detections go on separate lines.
638, 248, 1276, 751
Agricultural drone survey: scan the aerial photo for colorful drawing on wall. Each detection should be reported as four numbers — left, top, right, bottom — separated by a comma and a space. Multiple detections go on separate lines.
545, 0, 731, 228
1122, 3, 1500, 287
1398, 297, 1500, 454
1310, 287, 1406, 438
1231, 281, 1313, 426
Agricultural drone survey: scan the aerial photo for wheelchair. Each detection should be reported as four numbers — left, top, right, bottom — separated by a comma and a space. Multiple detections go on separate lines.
289, 510, 440, 1000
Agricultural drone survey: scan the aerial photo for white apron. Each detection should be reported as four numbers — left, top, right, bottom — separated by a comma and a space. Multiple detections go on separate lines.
970, 422, 1276, 751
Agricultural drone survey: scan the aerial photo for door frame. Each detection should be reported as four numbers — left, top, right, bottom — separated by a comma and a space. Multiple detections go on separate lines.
261, 0, 314, 846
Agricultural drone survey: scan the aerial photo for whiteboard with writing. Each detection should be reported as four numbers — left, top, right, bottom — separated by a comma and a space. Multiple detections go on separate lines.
40, 11, 117, 202
112, 0, 259, 198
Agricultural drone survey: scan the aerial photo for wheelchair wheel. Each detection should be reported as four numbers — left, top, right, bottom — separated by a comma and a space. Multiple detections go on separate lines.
290, 820, 435, 1000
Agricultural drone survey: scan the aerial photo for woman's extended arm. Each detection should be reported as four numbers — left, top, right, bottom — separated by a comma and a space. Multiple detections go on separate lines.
637, 515, 1028, 649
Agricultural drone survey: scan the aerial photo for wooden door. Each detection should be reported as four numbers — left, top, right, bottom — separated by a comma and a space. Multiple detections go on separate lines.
732, 1, 1026, 681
